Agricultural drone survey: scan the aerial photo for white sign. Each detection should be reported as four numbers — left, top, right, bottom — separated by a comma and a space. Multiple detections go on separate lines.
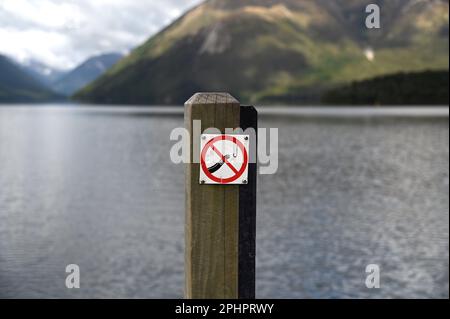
199, 134, 249, 185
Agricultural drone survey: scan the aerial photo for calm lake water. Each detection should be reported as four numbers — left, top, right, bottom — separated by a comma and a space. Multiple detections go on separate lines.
0, 106, 448, 299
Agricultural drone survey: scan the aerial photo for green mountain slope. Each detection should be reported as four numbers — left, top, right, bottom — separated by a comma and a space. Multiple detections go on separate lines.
0, 54, 62, 103
74, 0, 449, 105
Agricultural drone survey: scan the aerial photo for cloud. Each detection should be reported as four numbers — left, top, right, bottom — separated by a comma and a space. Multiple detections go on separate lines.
0, 0, 202, 69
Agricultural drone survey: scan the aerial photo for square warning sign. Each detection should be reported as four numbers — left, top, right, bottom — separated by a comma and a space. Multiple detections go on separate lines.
199, 134, 249, 185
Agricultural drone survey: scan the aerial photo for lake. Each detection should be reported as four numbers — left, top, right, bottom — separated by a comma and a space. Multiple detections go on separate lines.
0, 105, 448, 299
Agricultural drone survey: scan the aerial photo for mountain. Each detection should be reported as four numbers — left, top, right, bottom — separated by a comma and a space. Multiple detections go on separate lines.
74, 0, 449, 105
19, 59, 66, 88
323, 70, 449, 105
0, 54, 62, 103
53, 53, 124, 96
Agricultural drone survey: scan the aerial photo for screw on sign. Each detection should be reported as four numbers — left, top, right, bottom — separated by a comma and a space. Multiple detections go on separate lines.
200, 134, 249, 185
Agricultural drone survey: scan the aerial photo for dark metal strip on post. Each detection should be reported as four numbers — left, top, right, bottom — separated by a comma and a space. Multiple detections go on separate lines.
239, 105, 257, 299
184, 93, 257, 299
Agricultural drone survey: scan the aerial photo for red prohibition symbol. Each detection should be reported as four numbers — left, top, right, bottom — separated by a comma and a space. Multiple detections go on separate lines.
200, 135, 249, 184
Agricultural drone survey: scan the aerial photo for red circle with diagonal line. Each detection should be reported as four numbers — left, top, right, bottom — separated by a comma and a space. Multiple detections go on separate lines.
201, 135, 248, 184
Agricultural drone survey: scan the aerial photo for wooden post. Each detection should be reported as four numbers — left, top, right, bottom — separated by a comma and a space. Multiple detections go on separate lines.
185, 93, 257, 299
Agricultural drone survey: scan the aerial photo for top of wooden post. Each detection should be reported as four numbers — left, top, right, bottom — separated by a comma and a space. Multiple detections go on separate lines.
185, 92, 239, 106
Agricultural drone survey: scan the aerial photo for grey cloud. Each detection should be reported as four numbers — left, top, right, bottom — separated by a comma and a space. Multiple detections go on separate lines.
0, 0, 202, 68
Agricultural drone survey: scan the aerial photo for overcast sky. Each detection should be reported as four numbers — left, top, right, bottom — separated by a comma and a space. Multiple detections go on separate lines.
0, 0, 202, 70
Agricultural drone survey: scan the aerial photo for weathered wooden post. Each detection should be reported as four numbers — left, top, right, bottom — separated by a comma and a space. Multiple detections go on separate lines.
185, 93, 257, 299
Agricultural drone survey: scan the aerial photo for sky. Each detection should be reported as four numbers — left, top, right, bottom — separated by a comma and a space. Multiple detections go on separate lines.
0, 0, 202, 70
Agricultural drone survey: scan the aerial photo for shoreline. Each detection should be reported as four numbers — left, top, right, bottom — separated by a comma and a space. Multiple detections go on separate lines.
0, 105, 448, 118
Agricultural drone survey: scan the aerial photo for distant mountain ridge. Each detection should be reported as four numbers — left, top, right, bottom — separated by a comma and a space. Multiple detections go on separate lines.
0, 54, 62, 103
0, 52, 124, 103
19, 59, 66, 88
74, 0, 449, 105
52, 53, 124, 96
